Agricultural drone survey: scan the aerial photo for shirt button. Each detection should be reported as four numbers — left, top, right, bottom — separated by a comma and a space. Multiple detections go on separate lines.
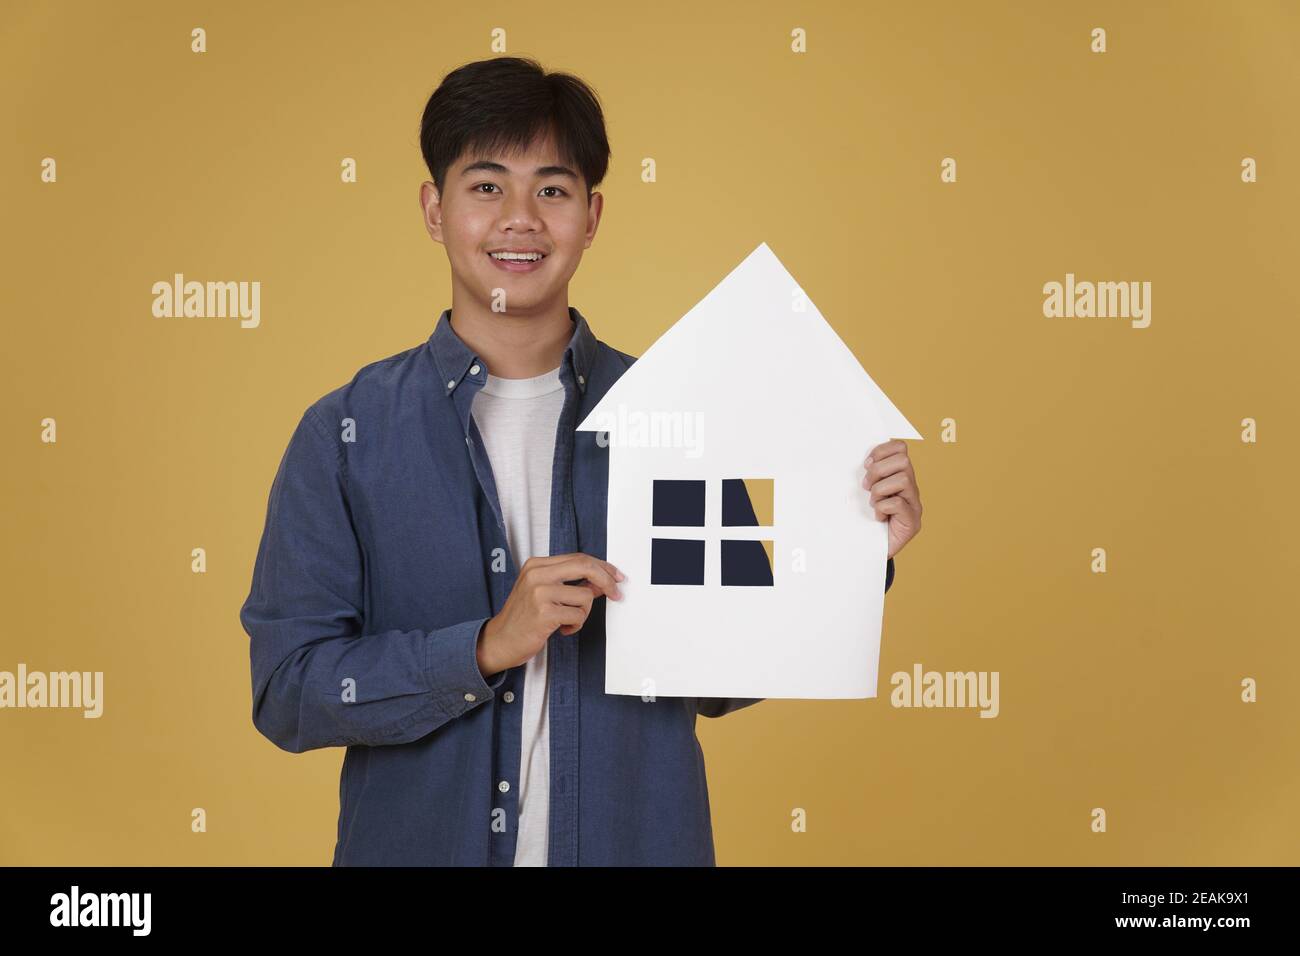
503, 691, 515, 703
577, 374, 586, 385
463, 692, 476, 702
498, 780, 510, 793
446, 379, 456, 389
470, 364, 481, 375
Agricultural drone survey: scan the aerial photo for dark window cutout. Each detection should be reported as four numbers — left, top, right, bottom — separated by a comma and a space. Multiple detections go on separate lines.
652, 479, 705, 526
651, 538, 705, 585
722, 478, 774, 527
721, 539, 774, 586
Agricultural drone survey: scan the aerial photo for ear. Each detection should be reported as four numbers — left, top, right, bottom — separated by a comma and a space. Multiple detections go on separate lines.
420, 181, 445, 244
584, 190, 604, 249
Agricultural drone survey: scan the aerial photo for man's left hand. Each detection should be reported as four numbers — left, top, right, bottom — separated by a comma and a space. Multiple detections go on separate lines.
862, 439, 922, 559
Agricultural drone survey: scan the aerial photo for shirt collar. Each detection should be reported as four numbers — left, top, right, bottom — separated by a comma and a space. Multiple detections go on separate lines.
428, 306, 597, 397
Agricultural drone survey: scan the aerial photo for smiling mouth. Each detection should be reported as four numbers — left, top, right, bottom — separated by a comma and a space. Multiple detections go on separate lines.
486, 251, 548, 273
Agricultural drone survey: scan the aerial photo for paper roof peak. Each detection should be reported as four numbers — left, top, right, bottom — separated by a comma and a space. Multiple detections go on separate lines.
576, 241, 921, 442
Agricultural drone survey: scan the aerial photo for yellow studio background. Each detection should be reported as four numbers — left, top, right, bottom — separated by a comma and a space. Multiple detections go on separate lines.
2, 0, 1298, 865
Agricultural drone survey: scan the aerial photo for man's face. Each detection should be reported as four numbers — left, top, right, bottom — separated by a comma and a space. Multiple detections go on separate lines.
422, 133, 602, 316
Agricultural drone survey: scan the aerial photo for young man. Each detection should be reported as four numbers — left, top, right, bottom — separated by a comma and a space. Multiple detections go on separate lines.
239, 56, 922, 866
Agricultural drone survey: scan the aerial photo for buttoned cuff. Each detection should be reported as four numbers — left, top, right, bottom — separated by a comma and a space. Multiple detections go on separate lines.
426, 617, 503, 719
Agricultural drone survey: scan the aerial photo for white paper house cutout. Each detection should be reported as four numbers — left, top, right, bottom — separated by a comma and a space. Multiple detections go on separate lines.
576, 241, 922, 700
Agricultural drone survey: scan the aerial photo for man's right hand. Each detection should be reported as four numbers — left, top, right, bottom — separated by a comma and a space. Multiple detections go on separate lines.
477, 553, 624, 677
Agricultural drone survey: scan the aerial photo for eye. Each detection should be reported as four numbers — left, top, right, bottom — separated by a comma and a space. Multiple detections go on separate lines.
540, 186, 567, 198
474, 183, 499, 194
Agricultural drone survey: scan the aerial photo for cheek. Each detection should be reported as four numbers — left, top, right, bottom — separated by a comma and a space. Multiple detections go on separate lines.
549, 211, 590, 245
444, 213, 492, 248
547, 250, 582, 282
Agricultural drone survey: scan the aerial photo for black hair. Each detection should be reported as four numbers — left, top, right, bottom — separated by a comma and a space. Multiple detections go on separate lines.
419, 56, 610, 200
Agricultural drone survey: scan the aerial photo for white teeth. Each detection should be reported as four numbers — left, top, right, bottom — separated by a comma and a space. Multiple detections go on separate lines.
490, 252, 544, 261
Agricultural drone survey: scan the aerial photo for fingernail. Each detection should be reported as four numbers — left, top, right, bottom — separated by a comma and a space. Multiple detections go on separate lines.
615, 570, 625, 581
865, 456, 873, 467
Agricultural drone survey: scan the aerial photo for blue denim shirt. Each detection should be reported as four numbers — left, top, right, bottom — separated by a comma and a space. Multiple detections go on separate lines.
239, 307, 894, 866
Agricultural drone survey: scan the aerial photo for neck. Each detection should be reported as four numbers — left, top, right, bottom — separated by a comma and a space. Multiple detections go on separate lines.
446, 297, 572, 379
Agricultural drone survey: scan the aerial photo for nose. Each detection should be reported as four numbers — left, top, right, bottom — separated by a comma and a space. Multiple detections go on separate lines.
497, 190, 543, 233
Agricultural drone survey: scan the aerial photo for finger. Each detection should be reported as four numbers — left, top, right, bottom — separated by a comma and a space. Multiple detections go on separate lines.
864, 453, 921, 514
865, 439, 905, 465
580, 554, 625, 584
518, 553, 572, 569
542, 552, 616, 579
547, 556, 623, 599
864, 472, 910, 505
523, 552, 623, 582
864, 450, 910, 482
889, 495, 920, 537
542, 583, 599, 611
872, 494, 909, 521
553, 552, 624, 582
550, 602, 588, 634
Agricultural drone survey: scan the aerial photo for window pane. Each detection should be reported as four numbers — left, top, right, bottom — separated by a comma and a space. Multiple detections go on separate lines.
721, 539, 774, 586
651, 538, 705, 585
652, 479, 705, 526
722, 478, 774, 527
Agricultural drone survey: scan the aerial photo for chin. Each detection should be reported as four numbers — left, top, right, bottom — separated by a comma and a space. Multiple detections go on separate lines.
482, 290, 551, 313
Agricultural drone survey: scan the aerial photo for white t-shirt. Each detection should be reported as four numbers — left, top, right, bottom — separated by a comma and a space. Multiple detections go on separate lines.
469, 364, 565, 867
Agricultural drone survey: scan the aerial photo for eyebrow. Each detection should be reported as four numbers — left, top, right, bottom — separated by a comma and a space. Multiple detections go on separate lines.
459, 159, 579, 181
